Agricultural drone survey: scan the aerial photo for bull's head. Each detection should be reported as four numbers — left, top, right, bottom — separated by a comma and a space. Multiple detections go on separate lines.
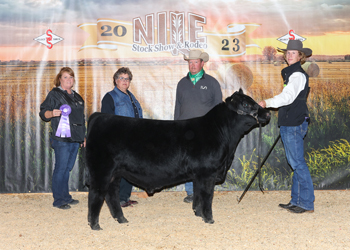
226, 88, 270, 124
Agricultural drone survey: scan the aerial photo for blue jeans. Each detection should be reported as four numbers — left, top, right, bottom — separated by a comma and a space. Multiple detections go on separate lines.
185, 182, 193, 195
119, 178, 133, 202
50, 138, 79, 207
280, 121, 315, 210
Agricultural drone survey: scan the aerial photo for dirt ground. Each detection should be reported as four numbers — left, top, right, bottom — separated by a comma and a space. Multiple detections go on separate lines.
1, 190, 349, 250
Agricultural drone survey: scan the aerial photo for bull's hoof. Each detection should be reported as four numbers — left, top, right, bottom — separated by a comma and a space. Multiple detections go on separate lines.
116, 216, 128, 223
194, 210, 202, 217
203, 218, 215, 224
90, 223, 102, 230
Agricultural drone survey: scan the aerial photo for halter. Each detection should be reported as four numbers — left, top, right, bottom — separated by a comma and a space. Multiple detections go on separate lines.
230, 92, 260, 124
236, 105, 260, 124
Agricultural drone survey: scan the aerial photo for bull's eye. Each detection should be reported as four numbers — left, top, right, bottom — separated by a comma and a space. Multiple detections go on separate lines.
243, 103, 248, 108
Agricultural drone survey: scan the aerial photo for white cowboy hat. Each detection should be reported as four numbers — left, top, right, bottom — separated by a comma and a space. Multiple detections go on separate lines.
184, 50, 209, 62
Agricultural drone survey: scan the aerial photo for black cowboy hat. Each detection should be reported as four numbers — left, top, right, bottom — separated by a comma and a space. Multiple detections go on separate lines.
278, 40, 312, 57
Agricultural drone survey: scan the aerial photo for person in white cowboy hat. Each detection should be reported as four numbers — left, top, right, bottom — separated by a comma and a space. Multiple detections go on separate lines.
258, 39, 315, 213
174, 49, 222, 203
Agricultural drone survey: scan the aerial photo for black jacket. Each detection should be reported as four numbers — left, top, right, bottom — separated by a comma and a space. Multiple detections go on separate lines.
278, 62, 309, 127
39, 87, 85, 143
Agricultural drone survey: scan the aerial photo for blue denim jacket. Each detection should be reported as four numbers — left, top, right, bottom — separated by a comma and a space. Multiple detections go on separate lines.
108, 87, 143, 118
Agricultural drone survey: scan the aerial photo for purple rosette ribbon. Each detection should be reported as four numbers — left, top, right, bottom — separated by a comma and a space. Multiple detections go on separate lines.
55, 104, 72, 138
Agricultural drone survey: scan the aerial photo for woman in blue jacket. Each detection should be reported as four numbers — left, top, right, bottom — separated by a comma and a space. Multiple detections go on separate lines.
101, 67, 142, 207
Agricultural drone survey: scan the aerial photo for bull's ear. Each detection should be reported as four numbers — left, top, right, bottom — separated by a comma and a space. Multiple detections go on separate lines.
239, 88, 244, 94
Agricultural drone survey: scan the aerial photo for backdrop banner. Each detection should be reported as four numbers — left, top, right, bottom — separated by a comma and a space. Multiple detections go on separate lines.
0, 0, 349, 193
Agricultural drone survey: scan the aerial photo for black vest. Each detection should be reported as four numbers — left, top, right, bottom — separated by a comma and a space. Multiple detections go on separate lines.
278, 62, 309, 126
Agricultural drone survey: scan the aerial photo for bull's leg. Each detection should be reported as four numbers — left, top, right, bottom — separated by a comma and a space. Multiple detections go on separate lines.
192, 181, 202, 217
197, 178, 216, 224
88, 188, 106, 230
105, 176, 128, 223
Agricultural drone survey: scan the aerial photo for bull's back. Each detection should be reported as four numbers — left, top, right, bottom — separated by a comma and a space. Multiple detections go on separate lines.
88, 113, 201, 146
87, 112, 227, 163
87, 112, 221, 167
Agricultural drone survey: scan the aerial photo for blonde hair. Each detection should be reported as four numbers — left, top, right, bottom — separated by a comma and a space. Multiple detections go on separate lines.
54, 67, 75, 87
283, 51, 307, 65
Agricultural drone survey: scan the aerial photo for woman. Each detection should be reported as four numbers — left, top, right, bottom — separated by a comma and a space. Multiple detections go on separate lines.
258, 40, 315, 213
39, 67, 86, 209
101, 67, 142, 207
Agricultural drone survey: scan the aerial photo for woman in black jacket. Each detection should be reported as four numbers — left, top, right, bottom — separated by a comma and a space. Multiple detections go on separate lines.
39, 67, 85, 209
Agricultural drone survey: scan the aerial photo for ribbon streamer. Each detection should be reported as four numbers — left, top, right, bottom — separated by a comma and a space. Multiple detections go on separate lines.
55, 104, 72, 138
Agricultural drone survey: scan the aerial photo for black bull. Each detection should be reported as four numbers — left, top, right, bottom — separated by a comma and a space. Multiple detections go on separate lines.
86, 89, 270, 230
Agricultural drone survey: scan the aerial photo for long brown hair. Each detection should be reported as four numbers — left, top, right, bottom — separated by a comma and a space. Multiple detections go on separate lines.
54, 67, 75, 87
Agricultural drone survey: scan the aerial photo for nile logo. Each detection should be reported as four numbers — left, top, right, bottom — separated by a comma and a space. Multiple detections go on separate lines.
34, 29, 64, 49
132, 12, 207, 56
78, 11, 260, 58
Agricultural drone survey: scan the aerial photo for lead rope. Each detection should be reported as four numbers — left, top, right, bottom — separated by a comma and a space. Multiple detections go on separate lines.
258, 123, 264, 192
238, 132, 281, 203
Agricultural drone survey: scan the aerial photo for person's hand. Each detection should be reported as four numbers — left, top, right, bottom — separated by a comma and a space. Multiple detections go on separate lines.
52, 109, 62, 117
81, 137, 86, 148
258, 100, 266, 108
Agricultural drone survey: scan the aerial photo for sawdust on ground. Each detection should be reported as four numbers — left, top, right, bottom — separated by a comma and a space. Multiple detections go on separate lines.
1, 190, 349, 249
